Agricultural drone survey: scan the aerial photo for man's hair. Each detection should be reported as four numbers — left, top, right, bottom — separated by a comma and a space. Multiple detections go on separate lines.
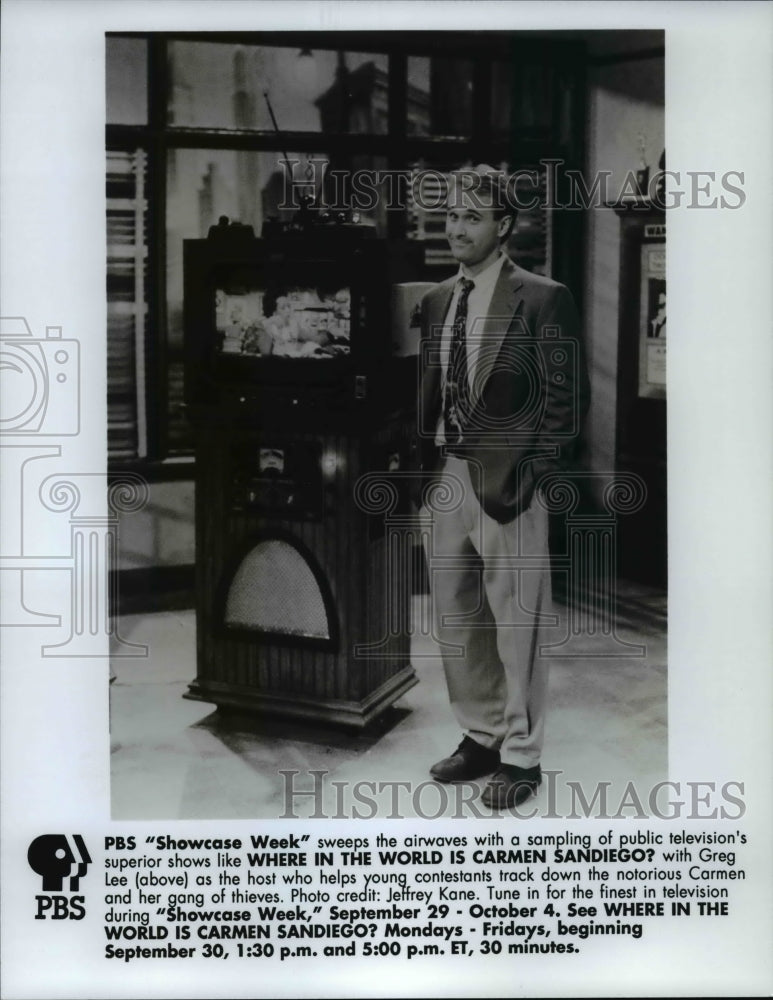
448, 163, 517, 243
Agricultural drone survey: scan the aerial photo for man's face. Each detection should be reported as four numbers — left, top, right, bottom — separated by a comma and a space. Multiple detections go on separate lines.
445, 186, 508, 269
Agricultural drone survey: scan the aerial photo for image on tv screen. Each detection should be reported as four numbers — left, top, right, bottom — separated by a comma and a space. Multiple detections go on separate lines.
215, 282, 351, 360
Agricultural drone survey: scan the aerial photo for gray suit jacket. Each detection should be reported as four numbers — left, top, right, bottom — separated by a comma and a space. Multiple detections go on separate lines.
415, 255, 590, 523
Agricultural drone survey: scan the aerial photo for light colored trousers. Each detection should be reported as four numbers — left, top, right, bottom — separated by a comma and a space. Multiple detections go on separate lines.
422, 457, 551, 767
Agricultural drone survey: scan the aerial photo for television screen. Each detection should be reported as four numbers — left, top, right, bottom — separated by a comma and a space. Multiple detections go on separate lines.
215, 268, 352, 360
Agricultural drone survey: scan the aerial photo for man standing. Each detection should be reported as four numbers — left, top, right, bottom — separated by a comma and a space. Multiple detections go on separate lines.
416, 165, 589, 809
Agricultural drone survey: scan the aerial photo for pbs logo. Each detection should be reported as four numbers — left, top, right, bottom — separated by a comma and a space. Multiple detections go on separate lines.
28, 834, 91, 920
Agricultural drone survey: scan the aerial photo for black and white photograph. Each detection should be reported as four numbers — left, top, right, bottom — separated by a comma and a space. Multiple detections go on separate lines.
106, 27, 669, 822
1, 3, 771, 999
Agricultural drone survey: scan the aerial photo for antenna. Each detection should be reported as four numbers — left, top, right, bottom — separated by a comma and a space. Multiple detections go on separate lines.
263, 92, 291, 179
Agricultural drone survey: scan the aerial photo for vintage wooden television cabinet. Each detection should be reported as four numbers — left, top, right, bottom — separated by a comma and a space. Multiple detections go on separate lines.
183, 220, 423, 728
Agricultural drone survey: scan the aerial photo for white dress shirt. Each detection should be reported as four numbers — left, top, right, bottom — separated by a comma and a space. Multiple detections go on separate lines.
435, 251, 507, 444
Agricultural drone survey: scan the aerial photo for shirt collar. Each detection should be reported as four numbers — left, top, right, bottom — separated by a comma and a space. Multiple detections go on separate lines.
455, 252, 507, 294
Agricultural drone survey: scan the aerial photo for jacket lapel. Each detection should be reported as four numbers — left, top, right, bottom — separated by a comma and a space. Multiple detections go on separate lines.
420, 260, 525, 438
472, 257, 524, 392
428, 280, 455, 339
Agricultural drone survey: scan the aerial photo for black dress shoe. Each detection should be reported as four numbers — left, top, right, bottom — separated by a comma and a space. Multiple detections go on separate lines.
430, 736, 500, 783
481, 764, 542, 809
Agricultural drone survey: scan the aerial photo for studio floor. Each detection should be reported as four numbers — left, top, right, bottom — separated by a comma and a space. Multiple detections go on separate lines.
110, 581, 667, 820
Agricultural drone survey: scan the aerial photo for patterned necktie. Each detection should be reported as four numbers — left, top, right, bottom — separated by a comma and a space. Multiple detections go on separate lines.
443, 277, 475, 445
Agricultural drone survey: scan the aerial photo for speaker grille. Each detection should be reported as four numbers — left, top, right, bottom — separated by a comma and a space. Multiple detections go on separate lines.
224, 539, 330, 640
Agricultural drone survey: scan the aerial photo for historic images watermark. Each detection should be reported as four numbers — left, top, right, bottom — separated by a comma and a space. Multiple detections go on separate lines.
277, 158, 746, 214
279, 770, 746, 821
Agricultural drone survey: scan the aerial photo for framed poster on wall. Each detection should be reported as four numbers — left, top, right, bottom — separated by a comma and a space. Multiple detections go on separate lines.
639, 231, 666, 398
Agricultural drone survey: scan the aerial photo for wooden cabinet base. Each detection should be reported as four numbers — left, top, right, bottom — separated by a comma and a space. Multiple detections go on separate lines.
184, 665, 418, 730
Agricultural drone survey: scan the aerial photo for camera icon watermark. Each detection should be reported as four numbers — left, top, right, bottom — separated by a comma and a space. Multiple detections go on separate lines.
0, 316, 145, 657
418, 314, 584, 445
0, 317, 80, 436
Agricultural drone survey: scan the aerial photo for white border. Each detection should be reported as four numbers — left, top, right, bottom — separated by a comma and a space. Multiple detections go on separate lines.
2, 2, 772, 997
